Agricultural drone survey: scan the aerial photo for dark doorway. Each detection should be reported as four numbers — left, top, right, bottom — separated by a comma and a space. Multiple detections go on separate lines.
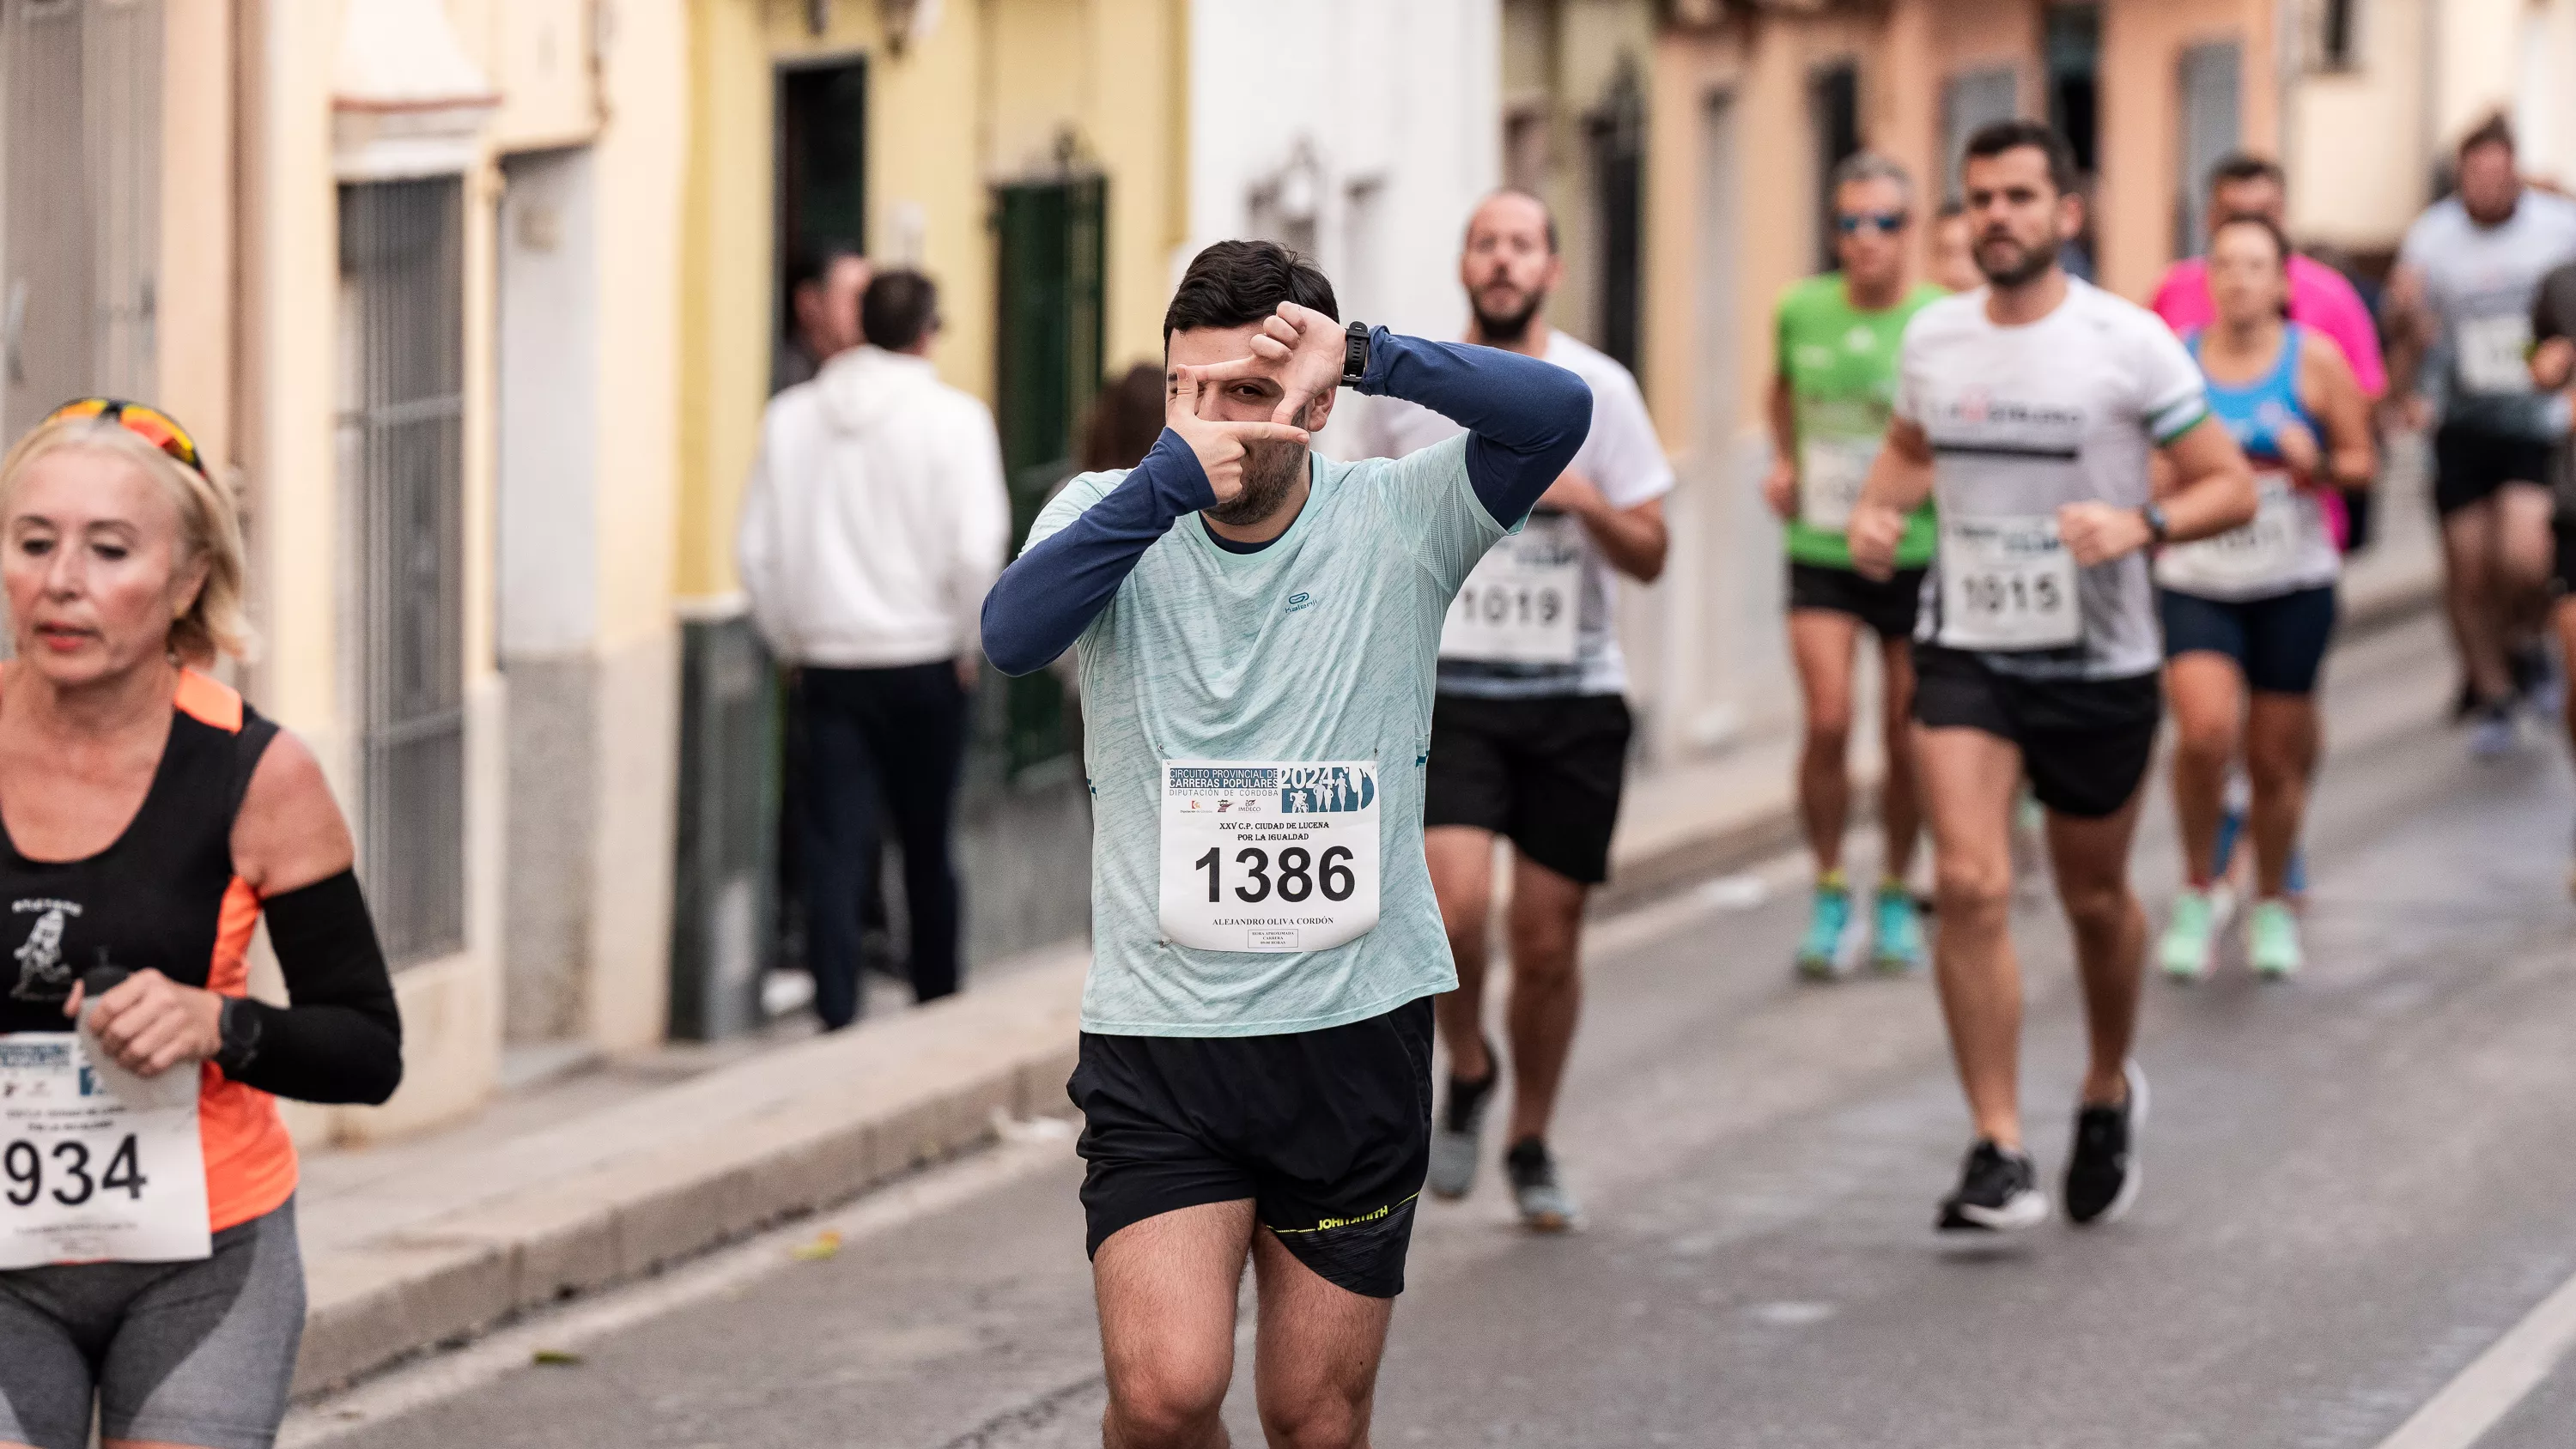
1588, 58, 1646, 376
2044, 4, 2101, 179
1809, 62, 1862, 273
776, 58, 868, 347
993, 175, 1106, 779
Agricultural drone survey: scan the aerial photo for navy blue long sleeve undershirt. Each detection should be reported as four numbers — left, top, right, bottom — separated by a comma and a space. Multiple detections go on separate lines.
981, 329, 1592, 676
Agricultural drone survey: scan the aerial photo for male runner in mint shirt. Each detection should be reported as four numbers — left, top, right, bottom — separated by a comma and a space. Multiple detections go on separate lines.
1762, 152, 1947, 979
981, 240, 1589, 1449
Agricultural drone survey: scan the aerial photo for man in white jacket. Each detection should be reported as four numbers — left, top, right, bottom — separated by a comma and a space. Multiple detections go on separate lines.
738, 270, 1011, 1026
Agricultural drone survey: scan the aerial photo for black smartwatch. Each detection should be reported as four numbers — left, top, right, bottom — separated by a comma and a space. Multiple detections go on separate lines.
2140, 503, 2172, 546
1341, 321, 1372, 387
213, 997, 263, 1077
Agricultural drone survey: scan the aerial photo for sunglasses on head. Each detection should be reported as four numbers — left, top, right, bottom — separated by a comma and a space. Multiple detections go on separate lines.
1836, 210, 1911, 236
40, 397, 207, 477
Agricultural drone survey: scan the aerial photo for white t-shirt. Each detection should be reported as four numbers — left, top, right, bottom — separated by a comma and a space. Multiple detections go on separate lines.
2397, 190, 2576, 441
1352, 330, 1673, 697
1894, 279, 2209, 682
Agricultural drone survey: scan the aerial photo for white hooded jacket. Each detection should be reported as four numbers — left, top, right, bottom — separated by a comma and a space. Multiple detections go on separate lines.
738, 346, 1011, 669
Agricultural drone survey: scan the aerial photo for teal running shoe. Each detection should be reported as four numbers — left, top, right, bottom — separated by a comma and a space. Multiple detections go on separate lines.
2159, 888, 2218, 981
1796, 884, 1852, 979
2246, 900, 2302, 979
1871, 883, 1924, 973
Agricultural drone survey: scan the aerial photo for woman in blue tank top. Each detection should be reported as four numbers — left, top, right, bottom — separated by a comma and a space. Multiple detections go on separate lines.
2153, 214, 2376, 984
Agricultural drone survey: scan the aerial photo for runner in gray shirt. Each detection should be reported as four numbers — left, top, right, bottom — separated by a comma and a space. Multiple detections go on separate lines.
2388, 115, 2576, 750
1850, 120, 2253, 1240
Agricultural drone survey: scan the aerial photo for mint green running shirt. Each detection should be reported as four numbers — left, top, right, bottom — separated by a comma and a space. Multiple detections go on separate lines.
1030, 437, 1504, 1037
1777, 275, 1946, 569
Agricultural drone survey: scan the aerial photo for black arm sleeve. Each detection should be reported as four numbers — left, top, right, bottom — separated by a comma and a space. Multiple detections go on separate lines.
218, 870, 404, 1106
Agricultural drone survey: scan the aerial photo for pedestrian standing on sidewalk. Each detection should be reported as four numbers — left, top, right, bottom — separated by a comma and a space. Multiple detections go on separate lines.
771, 242, 871, 395
1353, 188, 1671, 1234
0, 400, 403, 1449
1763, 153, 1947, 980
738, 270, 1010, 1028
981, 240, 1589, 1449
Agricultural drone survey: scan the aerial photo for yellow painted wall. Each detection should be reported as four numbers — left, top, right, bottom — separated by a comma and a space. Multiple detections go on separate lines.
677, 0, 1186, 599
159, 0, 233, 473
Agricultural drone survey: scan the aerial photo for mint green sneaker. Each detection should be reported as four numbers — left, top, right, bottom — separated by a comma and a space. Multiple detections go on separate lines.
2159, 888, 2218, 981
1870, 883, 1924, 973
2246, 900, 2302, 979
1796, 885, 1852, 979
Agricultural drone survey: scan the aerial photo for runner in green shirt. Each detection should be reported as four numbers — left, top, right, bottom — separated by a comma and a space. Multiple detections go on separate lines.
1760, 151, 1947, 979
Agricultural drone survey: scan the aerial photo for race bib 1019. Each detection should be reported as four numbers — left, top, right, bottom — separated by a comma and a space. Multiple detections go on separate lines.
0, 1032, 208, 1268
1440, 516, 1582, 666
1158, 761, 1382, 954
1937, 513, 2082, 652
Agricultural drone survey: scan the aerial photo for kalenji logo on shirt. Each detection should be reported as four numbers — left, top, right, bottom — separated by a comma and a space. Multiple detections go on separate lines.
1285, 591, 1313, 613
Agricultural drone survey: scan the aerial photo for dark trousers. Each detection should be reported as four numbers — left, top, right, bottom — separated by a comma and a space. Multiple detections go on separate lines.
801, 662, 968, 1028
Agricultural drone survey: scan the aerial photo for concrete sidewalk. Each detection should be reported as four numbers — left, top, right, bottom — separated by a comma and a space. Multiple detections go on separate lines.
290, 492, 2444, 1397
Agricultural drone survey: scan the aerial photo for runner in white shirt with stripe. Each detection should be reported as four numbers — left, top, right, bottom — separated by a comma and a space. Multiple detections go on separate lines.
1849, 120, 2255, 1239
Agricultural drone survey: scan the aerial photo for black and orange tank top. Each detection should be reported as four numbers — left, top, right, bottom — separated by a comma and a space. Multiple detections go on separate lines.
0, 670, 296, 1231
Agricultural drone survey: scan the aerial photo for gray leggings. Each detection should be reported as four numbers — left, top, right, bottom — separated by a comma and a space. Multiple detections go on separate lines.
0, 1197, 304, 1449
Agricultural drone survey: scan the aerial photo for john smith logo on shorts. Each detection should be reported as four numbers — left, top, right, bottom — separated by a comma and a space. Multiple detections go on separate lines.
1278, 765, 1374, 814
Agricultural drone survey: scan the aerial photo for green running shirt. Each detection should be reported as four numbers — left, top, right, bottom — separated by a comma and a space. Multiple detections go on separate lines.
1775, 275, 1947, 570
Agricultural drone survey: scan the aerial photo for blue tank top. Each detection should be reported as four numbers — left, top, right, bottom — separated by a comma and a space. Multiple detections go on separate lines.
2187, 324, 2313, 465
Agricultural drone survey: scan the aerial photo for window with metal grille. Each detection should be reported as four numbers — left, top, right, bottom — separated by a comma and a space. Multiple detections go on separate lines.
1, 0, 161, 439
337, 179, 467, 967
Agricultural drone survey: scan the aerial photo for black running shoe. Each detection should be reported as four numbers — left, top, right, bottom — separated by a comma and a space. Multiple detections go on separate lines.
1936, 1139, 2048, 1234
2064, 1060, 2148, 1227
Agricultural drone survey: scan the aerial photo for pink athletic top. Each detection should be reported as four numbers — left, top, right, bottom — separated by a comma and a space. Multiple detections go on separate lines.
2151, 252, 2388, 399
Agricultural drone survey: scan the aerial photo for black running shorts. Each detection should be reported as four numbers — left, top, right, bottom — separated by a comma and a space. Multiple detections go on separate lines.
2433, 425, 2555, 517
1068, 997, 1433, 1299
1422, 693, 1631, 885
1787, 562, 1929, 642
1911, 644, 2163, 820
2158, 585, 2339, 695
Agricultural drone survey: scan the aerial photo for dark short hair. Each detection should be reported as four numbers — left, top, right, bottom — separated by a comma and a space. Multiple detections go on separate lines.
861, 269, 939, 351
1079, 363, 1168, 472
1962, 118, 2081, 198
2461, 112, 2517, 161
1467, 188, 1560, 255
2208, 152, 2286, 195
1935, 198, 1968, 221
787, 240, 863, 294
1163, 240, 1339, 350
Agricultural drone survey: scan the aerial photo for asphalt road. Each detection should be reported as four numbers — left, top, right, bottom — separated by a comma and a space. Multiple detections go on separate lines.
292, 611, 2576, 1449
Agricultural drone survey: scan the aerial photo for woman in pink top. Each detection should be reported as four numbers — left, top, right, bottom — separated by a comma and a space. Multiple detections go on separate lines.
2151, 155, 2388, 401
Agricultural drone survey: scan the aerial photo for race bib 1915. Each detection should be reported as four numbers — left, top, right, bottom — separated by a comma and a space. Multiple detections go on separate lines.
0, 1032, 208, 1268
1158, 761, 1382, 954
1938, 513, 2082, 652
1799, 435, 1880, 533
1440, 515, 1582, 665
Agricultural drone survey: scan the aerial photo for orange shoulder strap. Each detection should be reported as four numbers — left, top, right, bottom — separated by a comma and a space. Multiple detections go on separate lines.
173, 669, 245, 733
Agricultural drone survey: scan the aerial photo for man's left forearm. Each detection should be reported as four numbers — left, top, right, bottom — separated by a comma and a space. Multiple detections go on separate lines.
1356, 330, 1593, 525
1572, 504, 1668, 582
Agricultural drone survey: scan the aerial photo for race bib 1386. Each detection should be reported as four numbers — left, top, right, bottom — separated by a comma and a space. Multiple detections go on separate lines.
1158, 761, 1382, 954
